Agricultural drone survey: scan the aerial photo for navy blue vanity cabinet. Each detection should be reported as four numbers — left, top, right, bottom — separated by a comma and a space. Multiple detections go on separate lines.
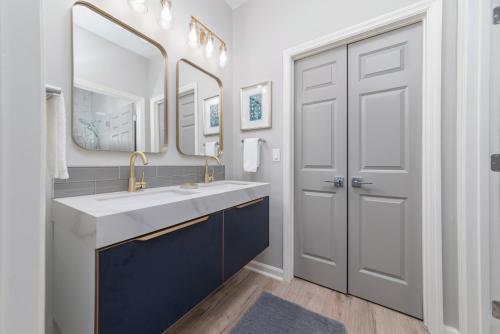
97, 212, 223, 334
223, 197, 270, 281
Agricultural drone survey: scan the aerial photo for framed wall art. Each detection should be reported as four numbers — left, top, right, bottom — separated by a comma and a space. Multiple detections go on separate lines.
203, 95, 220, 136
240, 81, 272, 131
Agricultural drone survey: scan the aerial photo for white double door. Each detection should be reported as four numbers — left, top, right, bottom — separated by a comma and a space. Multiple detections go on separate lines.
294, 23, 423, 318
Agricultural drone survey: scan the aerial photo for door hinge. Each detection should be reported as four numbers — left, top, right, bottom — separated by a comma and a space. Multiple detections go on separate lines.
492, 154, 500, 172
493, 301, 500, 320
494, 6, 500, 24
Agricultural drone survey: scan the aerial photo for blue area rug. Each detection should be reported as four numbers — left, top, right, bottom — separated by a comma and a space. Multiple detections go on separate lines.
230, 292, 347, 334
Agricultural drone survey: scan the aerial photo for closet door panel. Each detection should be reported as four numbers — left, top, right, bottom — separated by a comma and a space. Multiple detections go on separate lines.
347, 23, 423, 319
294, 46, 348, 293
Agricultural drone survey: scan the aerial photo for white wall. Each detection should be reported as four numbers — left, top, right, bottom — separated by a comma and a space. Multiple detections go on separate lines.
231, 0, 459, 328
44, 0, 233, 170
0, 0, 46, 333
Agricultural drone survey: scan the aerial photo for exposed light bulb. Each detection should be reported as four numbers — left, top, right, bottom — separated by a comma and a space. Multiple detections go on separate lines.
128, 0, 148, 13
188, 21, 199, 48
158, 0, 172, 30
205, 33, 215, 58
219, 45, 228, 67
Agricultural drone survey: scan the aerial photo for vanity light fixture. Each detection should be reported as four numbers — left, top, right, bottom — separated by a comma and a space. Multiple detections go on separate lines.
188, 16, 228, 67
219, 44, 228, 67
127, 0, 173, 30
128, 0, 148, 13
158, 0, 172, 30
205, 33, 215, 58
188, 21, 199, 48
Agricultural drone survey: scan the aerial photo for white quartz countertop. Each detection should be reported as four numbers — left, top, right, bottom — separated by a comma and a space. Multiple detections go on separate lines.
52, 181, 270, 249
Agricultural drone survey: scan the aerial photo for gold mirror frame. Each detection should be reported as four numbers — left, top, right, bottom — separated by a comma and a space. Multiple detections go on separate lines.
176, 58, 224, 157
71, 1, 169, 152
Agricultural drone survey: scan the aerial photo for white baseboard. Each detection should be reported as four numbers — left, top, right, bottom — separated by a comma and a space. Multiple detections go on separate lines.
245, 261, 284, 281
444, 325, 459, 334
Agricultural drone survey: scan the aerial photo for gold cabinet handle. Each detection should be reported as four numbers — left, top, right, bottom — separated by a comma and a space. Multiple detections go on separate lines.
137, 215, 210, 242
236, 198, 264, 209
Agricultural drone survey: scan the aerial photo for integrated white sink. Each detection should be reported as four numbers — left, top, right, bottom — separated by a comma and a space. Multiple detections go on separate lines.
96, 189, 198, 202
52, 180, 270, 249
197, 180, 251, 188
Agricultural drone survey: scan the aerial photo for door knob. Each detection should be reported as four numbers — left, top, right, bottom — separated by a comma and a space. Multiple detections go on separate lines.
324, 176, 344, 188
351, 176, 373, 188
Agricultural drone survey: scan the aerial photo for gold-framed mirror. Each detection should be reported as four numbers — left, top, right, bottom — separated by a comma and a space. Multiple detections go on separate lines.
72, 2, 168, 153
176, 59, 224, 157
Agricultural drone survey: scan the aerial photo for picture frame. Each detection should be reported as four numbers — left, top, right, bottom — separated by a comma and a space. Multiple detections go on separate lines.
203, 95, 220, 136
240, 81, 272, 131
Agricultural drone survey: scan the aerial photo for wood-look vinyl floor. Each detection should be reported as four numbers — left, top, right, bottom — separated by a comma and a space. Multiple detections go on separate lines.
166, 269, 428, 334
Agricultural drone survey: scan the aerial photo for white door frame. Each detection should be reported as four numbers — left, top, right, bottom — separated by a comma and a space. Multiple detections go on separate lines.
456, 0, 492, 333
150, 94, 166, 152
282, 1, 444, 333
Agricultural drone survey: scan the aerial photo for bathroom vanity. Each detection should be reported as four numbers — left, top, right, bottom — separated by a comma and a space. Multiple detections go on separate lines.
52, 181, 270, 334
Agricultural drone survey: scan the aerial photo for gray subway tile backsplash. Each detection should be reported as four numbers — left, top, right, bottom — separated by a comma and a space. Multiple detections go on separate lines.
118, 165, 157, 180
55, 167, 119, 184
53, 165, 225, 198
54, 181, 96, 198
95, 179, 129, 194
157, 166, 185, 177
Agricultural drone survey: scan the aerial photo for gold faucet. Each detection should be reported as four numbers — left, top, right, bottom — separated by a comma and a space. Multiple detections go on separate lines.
128, 151, 149, 192
204, 155, 222, 184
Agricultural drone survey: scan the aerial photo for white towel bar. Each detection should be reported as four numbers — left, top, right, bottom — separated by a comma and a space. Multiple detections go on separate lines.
241, 138, 266, 144
46, 85, 62, 99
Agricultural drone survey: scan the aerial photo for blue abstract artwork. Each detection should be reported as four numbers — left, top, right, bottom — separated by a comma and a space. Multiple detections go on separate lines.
249, 94, 263, 122
209, 104, 219, 127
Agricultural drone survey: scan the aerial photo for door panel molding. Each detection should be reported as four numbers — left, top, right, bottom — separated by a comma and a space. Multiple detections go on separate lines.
301, 190, 338, 264
360, 87, 408, 170
301, 100, 337, 169
283, 0, 444, 332
359, 42, 407, 79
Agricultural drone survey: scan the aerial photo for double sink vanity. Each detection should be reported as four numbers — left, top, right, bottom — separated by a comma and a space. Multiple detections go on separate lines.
54, 3, 270, 333
53, 180, 270, 334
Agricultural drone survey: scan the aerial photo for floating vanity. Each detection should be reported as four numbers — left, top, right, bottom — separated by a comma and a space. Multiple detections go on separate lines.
52, 181, 270, 334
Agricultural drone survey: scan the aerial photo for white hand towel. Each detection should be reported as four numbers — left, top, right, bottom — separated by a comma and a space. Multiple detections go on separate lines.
243, 138, 260, 172
205, 141, 217, 156
47, 94, 69, 180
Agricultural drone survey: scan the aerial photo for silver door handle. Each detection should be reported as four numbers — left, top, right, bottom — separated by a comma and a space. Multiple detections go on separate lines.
324, 176, 344, 188
351, 176, 373, 188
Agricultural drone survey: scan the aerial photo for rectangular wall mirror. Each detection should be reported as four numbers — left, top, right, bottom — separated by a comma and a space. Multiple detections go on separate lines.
176, 59, 223, 157
72, 2, 168, 153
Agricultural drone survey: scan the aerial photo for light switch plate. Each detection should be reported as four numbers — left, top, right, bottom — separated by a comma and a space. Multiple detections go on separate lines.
272, 149, 281, 162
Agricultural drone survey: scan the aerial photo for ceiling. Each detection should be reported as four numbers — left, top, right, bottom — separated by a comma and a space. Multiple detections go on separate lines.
224, 0, 249, 10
